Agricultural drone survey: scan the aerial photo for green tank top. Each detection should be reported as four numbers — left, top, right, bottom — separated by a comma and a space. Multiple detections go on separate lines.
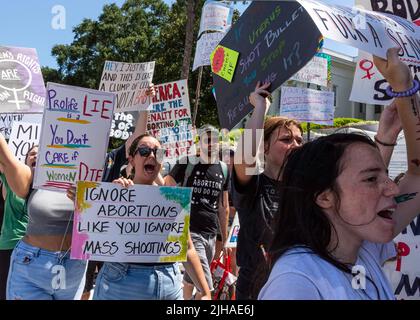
0, 174, 28, 249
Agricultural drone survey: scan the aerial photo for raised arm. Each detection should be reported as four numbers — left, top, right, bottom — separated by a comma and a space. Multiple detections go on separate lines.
235, 81, 271, 186
375, 102, 402, 168
374, 48, 420, 236
0, 134, 32, 198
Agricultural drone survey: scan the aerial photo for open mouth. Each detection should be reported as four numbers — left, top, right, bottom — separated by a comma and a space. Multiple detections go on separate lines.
144, 163, 156, 174
377, 208, 395, 220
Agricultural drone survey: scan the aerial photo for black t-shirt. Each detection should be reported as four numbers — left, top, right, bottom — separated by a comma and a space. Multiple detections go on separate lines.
231, 168, 281, 288
102, 144, 128, 183
169, 159, 229, 237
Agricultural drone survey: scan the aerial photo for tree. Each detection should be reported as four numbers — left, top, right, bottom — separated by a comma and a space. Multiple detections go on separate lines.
43, 0, 227, 130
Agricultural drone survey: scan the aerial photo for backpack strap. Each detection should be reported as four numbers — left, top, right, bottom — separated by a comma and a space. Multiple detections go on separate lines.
182, 159, 195, 187
219, 161, 228, 181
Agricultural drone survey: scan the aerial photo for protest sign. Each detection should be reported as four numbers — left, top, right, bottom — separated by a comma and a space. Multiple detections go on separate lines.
280, 86, 335, 125
357, 0, 420, 25
211, 45, 240, 82
0, 46, 46, 113
350, 0, 420, 105
212, 1, 322, 129
192, 32, 225, 71
225, 213, 239, 248
198, 0, 232, 35
99, 60, 155, 112
8, 121, 41, 162
33, 83, 115, 192
298, 0, 420, 64
290, 53, 330, 87
0, 113, 42, 139
71, 181, 192, 263
110, 111, 138, 140
147, 79, 194, 160
383, 215, 420, 299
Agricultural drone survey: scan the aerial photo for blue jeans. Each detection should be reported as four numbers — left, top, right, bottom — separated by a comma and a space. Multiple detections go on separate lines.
7, 240, 87, 300
93, 262, 183, 300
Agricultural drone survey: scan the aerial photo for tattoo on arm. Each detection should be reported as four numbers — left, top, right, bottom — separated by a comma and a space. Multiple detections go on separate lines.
395, 192, 418, 204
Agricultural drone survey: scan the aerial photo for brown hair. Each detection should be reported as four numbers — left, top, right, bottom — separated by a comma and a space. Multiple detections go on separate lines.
263, 116, 302, 150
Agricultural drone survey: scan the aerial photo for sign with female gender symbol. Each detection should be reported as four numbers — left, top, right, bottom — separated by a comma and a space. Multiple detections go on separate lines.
0, 46, 46, 113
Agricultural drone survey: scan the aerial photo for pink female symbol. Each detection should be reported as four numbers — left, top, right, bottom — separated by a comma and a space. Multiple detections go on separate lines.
359, 59, 375, 80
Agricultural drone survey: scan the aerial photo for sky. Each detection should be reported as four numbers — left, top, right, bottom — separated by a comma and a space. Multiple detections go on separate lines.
0, 0, 356, 68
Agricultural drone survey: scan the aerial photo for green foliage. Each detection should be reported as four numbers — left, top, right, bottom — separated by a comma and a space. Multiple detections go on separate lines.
300, 118, 376, 132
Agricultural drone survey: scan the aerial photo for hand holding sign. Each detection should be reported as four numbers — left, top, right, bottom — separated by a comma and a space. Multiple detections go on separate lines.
373, 48, 414, 92
249, 81, 271, 109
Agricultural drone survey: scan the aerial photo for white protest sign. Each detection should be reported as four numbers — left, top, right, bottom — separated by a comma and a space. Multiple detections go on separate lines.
225, 213, 239, 248
383, 215, 420, 299
99, 60, 155, 112
71, 181, 192, 263
192, 32, 225, 71
350, 0, 420, 105
0, 113, 42, 139
198, 1, 232, 35
147, 79, 194, 160
280, 86, 335, 125
8, 121, 41, 162
356, 0, 420, 25
33, 83, 115, 192
298, 0, 420, 64
0, 46, 46, 113
290, 54, 329, 87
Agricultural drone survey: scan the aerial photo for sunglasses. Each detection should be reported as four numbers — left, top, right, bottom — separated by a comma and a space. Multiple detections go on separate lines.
136, 146, 161, 157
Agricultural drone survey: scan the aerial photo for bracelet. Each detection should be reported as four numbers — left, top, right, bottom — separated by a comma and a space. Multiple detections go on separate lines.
374, 135, 397, 147
386, 79, 420, 98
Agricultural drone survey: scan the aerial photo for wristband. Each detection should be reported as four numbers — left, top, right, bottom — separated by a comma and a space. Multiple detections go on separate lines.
386, 79, 420, 98
374, 135, 397, 147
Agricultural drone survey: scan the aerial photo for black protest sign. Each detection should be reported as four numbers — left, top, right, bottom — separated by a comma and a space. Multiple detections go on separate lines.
110, 111, 139, 140
212, 1, 322, 130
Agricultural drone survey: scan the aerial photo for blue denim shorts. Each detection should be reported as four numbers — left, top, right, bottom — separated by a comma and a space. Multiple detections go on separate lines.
93, 262, 183, 300
7, 240, 87, 300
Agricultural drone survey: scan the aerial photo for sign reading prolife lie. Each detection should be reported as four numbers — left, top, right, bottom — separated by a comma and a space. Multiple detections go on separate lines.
0, 46, 46, 113
71, 181, 192, 263
147, 79, 194, 160
99, 61, 155, 112
33, 83, 115, 192
212, 1, 322, 129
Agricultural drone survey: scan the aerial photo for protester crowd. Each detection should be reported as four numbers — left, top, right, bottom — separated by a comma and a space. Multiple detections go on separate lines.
0, 46, 419, 301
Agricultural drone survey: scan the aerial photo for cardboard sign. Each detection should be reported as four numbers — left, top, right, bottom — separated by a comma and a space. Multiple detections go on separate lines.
99, 60, 155, 112
0, 46, 46, 113
290, 53, 330, 87
298, 0, 420, 64
33, 83, 115, 192
110, 112, 139, 140
225, 213, 239, 248
147, 80, 194, 160
351, 0, 420, 105
0, 113, 42, 139
280, 86, 335, 125
192, 32, 225, 72
71, 181, 192, 263
198, 0, 232, 35
212, 1, 322, 129
211, 45, 240, 82
8, 121, 41, 162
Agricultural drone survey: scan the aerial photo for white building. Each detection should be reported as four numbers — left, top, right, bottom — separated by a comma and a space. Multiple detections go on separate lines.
269, 48, 383, 121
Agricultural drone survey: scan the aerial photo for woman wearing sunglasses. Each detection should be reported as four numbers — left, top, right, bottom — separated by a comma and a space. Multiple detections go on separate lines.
92, 133, 211, 300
